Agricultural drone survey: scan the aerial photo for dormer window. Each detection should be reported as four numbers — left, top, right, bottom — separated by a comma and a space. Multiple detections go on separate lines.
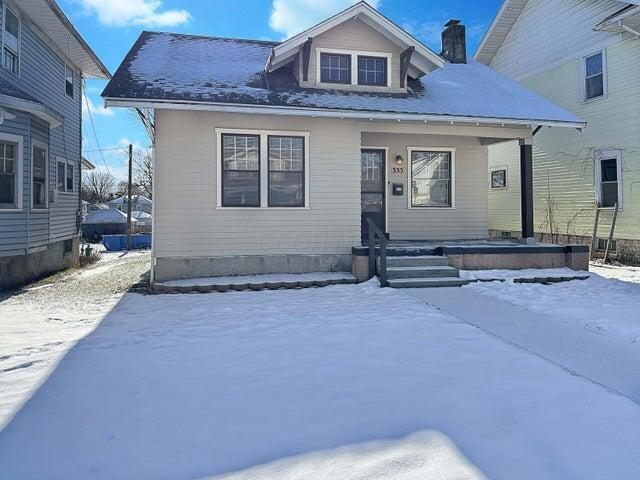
320, 53, 351, 84
357, 56, 387, 86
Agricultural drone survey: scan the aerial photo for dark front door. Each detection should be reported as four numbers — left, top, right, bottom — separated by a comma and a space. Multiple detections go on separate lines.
361, 149, 386, 242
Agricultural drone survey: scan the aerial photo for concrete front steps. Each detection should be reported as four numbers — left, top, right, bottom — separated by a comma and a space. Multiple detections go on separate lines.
379, 255, 471, 288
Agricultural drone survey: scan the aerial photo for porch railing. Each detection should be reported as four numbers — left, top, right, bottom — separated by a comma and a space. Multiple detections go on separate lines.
367, 217, 388, 287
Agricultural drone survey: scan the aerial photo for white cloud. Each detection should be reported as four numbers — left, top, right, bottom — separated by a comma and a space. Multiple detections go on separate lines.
82, 96, 114, 117
76, 0, 191, 28
269, 0, 380, 39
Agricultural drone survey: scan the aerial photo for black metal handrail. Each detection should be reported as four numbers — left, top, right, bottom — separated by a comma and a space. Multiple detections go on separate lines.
366, 217, 388, 287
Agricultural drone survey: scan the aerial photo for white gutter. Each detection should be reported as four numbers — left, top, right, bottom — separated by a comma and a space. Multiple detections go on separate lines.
0, 94, 64, 128
104, 97, 586, 130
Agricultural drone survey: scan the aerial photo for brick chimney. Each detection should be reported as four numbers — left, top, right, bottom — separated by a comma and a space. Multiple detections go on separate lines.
441, 19, 467, 64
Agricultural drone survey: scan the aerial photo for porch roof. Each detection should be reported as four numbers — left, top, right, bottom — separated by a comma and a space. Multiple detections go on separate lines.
103, 31, 585, 129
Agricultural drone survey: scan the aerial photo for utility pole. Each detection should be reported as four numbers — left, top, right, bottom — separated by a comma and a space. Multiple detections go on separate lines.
126, 143, 133, 250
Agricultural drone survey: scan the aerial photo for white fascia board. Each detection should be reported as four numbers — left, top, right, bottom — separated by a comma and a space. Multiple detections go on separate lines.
104, 97, 586, 130
474, 0, 511, 63
0, 94, 64, 127
266, 2, 444, 74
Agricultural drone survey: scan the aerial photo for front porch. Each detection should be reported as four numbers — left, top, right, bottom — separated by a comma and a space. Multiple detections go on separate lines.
352, 238, 590, 287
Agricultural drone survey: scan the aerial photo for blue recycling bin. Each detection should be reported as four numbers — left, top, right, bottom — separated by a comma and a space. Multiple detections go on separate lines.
102, 234, 152, 251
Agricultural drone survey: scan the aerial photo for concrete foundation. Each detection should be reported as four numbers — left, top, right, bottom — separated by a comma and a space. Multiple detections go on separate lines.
0, 237, 79, 291
351, 254, 370, 282
447, 252, 583, 270
153, 254, 352, 282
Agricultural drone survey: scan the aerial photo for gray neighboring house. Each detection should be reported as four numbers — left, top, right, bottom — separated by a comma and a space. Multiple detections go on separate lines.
106, 194, 152, 214
0, 0, 110, 290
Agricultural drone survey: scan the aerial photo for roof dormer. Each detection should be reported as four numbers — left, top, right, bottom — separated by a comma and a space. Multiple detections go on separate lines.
265, 1, 445, 93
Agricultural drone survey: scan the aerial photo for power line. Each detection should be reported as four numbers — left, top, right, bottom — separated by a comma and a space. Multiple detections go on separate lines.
82, 79, 111, 176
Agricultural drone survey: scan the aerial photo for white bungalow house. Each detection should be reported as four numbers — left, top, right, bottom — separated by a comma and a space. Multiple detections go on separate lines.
103, 2, 588, 285
477, 0, 640, 262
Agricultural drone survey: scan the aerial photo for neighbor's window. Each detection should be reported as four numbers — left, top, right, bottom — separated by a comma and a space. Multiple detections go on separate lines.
491, 168, 507, 189
66, 163, 74, 192
268, 136, 304, 207
320, 53, 351, 84
599, 157, 619, 208
32, 146, 47, 209
585, 52, 604, 100
357, 56, 387, 86
3, 7, 20, 75
65, 64, 74, 97
221, 134, 260, 207
57, 160, 66, 191
0, 141, 16, 208
411, 150, 452, 207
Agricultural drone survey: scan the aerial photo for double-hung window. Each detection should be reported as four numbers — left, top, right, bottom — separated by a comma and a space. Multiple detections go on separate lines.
32, 145, 48, 209
599, 157, 620, 208
268, 136, 304, 207
221, 134, 260, 207
3, 6, 20, 75
0, 141, 17, 208
584, 51, 605, 101
57, 158, 74, 193
357, 56, 387, 86
410, 150, 453, 208
320, 53, 351, 84
218, 130, 309, 208
65, 64, 74, 97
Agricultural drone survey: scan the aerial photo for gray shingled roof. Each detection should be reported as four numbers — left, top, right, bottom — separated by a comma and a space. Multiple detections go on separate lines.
103, 31, 583, 126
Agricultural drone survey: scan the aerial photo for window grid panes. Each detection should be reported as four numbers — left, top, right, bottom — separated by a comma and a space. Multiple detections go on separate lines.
320, 53, 351, 84
357, 56, 387, 86
0, 142, 16, 207
585, 52, 604, 100
268, 136, 304, 207
411, 151, 452, 207
221, 134, 260, 207
32, 146, 47, 208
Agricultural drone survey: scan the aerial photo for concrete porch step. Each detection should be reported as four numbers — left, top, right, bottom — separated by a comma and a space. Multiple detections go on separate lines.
387, 265, 460, 279
383, 255, 451, 267
387, 277, 471, 288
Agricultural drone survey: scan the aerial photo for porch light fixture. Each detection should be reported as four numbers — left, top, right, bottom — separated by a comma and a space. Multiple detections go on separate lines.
395, 154, 404, 165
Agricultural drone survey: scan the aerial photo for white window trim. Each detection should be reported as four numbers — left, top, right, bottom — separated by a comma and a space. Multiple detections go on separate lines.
56, 156, 75, 194
582, 49, 607, 103
64, 63, 74, 98
215, 128, 311, 209
31, 140, 49, 210
407, 147, 456, 210
316, 48, 392, 88
361, 145, 389, 234
490, 165, 508, 190
2, 3, 21, 76
594, 149, 623, 210
0, 131, 23, 211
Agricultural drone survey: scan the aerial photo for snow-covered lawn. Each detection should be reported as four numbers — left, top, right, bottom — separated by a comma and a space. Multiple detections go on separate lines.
2, 277, 640, 479
463, 265, 640, 346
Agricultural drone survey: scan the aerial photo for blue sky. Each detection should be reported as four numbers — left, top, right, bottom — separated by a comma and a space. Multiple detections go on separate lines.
61, 0, 502, 179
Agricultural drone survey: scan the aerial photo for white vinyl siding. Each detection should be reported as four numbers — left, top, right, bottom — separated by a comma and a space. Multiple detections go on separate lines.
154, 110, 361, 258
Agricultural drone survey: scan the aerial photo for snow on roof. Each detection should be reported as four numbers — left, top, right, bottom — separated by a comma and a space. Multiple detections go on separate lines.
84, 209, 137, 224
103, 31, 584, 127
108, 195, 152, 205
132, 210, 152, 219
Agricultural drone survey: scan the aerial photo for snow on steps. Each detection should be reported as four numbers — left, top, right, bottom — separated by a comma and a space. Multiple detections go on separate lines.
154, 272, 358, 294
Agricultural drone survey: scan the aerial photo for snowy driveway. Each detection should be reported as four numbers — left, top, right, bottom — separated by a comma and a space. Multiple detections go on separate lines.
2, 277, 640, 479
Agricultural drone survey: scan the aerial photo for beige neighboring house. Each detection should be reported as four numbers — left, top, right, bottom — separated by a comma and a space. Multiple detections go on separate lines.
477, 0, 640, 262
102, 2, 585, 283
